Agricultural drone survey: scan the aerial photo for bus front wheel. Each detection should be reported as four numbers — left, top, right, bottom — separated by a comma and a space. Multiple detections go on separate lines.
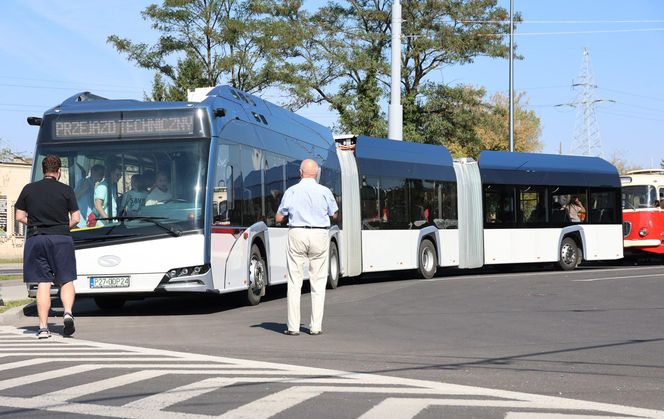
327, 241, 340, 289
247, 244, 267, 306
559, 237, 579, 271
418, 239, 438, 279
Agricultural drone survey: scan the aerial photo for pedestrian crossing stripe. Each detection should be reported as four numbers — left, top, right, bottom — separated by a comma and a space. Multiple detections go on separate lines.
0, 326, 662, 418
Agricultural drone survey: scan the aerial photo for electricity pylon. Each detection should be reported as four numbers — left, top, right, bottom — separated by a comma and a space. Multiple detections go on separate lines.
568, 48, 612, 157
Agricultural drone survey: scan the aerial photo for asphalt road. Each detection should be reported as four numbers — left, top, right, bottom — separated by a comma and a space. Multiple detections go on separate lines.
4, 263, 664, 418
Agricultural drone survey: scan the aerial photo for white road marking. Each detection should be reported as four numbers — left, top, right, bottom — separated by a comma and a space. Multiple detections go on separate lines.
423, 265, 664, 283
360, 397, 536, 419
0, 326, 662, 418
0, 364, 98, 391
506, 414, 631, 419
218, 386, 325, 419
41, 370, 167, 402
123, 377, 239, 411
573, 273, 664, 282
0, 358, 51, 371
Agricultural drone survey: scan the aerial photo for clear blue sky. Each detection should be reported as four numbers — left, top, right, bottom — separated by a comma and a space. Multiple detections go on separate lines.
1, 1, 662, 168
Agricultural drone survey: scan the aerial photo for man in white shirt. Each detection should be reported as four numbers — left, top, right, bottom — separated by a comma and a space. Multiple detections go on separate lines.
276, 159, 338, 336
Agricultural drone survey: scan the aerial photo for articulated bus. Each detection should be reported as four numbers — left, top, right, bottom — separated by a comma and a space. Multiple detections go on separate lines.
26, 86, 623, 309
621, 169, 664, 254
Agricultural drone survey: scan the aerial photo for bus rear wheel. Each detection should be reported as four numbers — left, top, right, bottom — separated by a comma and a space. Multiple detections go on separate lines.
247, 244, 266, 306
559, 237, 579, 271
327, 241, 340, 289
418, 239, 438, 279
94, 296, 126, 310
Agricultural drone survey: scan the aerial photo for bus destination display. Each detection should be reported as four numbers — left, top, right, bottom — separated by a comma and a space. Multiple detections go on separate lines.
53, 113, 195, 139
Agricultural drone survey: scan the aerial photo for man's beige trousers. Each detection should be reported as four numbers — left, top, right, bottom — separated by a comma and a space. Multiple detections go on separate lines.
286, 228, 329, 333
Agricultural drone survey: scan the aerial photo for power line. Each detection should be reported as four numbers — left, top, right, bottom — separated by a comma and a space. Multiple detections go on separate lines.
0, 83, 144, 94
597, 87, 664, 103
459, 19, 664, 24
514, 28, 664, 36
597, 109, 664, 123
0, 75, 145, 90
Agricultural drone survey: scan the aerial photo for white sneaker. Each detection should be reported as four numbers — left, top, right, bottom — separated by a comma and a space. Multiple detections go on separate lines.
63, 313, 75, 337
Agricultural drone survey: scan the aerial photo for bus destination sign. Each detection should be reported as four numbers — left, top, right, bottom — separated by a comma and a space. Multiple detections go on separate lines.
53, 112, 196, 139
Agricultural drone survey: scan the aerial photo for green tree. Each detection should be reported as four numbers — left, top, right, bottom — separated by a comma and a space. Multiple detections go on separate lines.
278, 0, 391, 136
279, 1, 514, 139
0, 139, 24, 163
417, 83, 486, 151
108, 0, 301, 97
474, 92, 542, 156
417, 85, 541, 158
400, 0, 515, 141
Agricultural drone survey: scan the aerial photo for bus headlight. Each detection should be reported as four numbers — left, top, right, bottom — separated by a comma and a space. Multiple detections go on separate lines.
639, 227, 648, 237
161, 264, 210, 283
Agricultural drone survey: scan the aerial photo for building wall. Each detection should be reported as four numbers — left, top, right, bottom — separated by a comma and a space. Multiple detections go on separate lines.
0, 160, 32, 260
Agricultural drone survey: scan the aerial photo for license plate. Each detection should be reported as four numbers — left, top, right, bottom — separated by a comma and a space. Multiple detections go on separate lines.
89, 276, 130, 288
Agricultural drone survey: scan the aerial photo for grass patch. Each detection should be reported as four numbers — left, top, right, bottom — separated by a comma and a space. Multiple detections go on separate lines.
0, 259, 22, 264
0, 275, 23, 281
0, 298, 32, 313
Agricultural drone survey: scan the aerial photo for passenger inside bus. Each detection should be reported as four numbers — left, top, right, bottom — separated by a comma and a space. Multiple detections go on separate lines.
74, 164, 105, 228
145, 171, 173, 205
120, 174, 147, 216
94, 166, 122, 225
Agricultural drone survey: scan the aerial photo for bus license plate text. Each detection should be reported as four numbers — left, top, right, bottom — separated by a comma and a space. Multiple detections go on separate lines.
89, 276, 130, 289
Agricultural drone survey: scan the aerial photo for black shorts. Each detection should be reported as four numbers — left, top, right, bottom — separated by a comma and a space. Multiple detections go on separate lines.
23, 235, 77, 284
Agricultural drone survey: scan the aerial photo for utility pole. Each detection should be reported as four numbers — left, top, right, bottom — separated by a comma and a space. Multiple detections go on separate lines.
388, 0, 402, 141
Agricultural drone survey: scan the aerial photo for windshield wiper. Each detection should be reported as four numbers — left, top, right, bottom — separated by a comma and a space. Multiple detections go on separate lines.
96, 216, 183, 237
74, 233, 139, 243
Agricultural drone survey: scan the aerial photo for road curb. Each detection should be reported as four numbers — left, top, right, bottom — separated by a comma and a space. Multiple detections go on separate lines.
0, 303, 31, 325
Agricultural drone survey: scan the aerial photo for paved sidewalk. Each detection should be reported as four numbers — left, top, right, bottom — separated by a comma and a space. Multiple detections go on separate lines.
0, 264, 30, 324
0, 279, 28, 303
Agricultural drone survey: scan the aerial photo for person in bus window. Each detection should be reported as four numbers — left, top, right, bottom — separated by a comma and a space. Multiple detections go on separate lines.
145, 171, 173, 206
94, 166, 122, 225
566, 196, 586, 222
120, 174, 147, 216
528, 203, 546, 223
74, 164, 104, 228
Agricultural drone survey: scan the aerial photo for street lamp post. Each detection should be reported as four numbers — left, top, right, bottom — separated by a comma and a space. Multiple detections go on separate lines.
388, 0, 402, 141
508, 0, 515, 152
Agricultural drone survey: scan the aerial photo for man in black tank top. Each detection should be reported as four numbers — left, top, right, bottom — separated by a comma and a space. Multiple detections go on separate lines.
15, 155, 80, 339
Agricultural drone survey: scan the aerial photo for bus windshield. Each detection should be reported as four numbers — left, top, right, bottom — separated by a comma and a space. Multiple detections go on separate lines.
33, 139, 210, 241
622, 185, 657, 209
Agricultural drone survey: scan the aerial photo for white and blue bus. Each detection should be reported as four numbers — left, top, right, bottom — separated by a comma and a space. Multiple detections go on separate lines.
26, 86, 623, 308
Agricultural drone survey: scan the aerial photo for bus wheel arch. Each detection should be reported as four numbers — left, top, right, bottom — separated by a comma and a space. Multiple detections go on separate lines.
418, 237, 438, 279
327, 239, 340, 289
559, 235, 582, 271
247, 241, 267, 306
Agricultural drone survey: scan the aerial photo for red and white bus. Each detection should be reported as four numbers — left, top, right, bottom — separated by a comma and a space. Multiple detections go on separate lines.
621, 169, 664, 254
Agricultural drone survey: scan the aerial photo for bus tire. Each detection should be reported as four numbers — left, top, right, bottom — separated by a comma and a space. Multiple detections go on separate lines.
327, 241, 340, 289
94, 296, 126, 310
247, 244, 267, 306
558, 237, 579, 271
418, 239, 438, 279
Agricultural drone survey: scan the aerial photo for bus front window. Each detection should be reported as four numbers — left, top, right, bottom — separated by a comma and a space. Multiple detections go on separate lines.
622, 185, 657, 209
33, 139, 209, 240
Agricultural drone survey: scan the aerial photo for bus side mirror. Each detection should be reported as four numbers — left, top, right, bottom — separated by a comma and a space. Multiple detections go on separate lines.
27, 117, 43, 126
